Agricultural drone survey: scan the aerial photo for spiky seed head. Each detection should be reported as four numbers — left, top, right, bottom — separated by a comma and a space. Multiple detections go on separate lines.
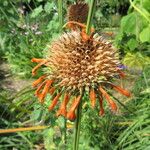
68, 2, 89, 23
47, 31, 120, 90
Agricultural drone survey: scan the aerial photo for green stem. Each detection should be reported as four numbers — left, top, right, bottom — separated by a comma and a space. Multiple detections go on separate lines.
58, 0, 63, 32
86, 0, 96, 34
73, 92, 83, 150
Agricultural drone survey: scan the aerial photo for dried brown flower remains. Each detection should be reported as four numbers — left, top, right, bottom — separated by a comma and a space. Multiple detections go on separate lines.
68, 2, 89, 24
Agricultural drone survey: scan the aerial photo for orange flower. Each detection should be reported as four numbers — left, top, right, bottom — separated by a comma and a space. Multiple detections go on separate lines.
67, 95, 81, 120
38, 80, 53, 103
32, 75, 46, 87
99, 95, 104, 116
32, 22, 131, 120
99, 86, 118, 112
56, 93, 70, 117
49, 87, 55, 95
48, 93, 61, 111
89, 88, 96, 108
110, 84, 131, 97
35, 80, 47, 96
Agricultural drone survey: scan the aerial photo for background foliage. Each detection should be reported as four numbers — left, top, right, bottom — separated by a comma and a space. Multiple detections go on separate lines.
0, 0, 149, 149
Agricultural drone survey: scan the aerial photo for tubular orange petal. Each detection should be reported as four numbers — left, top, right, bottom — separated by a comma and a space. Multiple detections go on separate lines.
67, 111, 76, 121
35, 80, 47, 96
56, 108, 66, 117
32, 75, 46, 87
32, 60, 47, 76
64, 21, 94, 32
99, 96, 105, 116
89, 88, 96, 108
38, 80, 53, 103
49, 87, 55, 95
56, 93, 70, 117
66, 95, 81, 120
99, 86, 118, 112
31, 58, 47, 63
111, 84, 131, 97
48, 93, 61, 111
118, 70, 126, 78
63, 21, 86, 30
81, 31, 90, 41
69, 95, 81, 112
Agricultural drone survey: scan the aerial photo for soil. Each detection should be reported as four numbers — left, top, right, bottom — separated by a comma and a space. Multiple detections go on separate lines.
0, 60, 31, 93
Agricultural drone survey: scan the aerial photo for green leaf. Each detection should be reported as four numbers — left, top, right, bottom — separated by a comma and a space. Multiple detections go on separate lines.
123, 52, 149, 69
44, 2, 53, 13
121, 12, 137, 34
139, 25, 150, 43
127, 38, 138, 50
143, 0, 150, 12
31, 5, 43, 18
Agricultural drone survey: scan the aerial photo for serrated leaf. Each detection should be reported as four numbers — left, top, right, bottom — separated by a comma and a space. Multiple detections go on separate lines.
31, 5, 43, 18
139, 25, 150, 43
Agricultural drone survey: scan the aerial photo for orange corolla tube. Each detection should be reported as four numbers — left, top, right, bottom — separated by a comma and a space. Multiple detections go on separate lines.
110, 84, 131, 97
99, 86, 118, 112
32, 75, 47, 87
32, 60, 48, 76
63, 21, 95, 42
31, 58, 47, 63
48, 93, 61, 111
49, 87, 55, 95
38, 80, 53, 103
35, 80, 47, 96
89, 88, 96, 108
63, 21, 95, 33
67, 97, 77, 120
67, 111, 76, 121
56, 93, 70, 117
81, 31, 91, 41
67, 95, 81, 120
117, 70, 126, 78
99, 96, 104, 116
63, 21, 86, 30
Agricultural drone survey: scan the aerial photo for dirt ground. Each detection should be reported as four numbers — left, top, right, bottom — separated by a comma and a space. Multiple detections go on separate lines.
0, 60, 31, 93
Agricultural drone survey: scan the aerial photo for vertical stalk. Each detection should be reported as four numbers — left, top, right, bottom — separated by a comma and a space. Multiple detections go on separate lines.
73, 95, 83, 150
58, 0, 63, 32
86, 0, 96, 34
73, 89, 84, 150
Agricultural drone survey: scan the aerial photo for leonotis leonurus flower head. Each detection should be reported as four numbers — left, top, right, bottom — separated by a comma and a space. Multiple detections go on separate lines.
68, 2, 89, 23
32, 22, 131, 120
31, 2, 131, 121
